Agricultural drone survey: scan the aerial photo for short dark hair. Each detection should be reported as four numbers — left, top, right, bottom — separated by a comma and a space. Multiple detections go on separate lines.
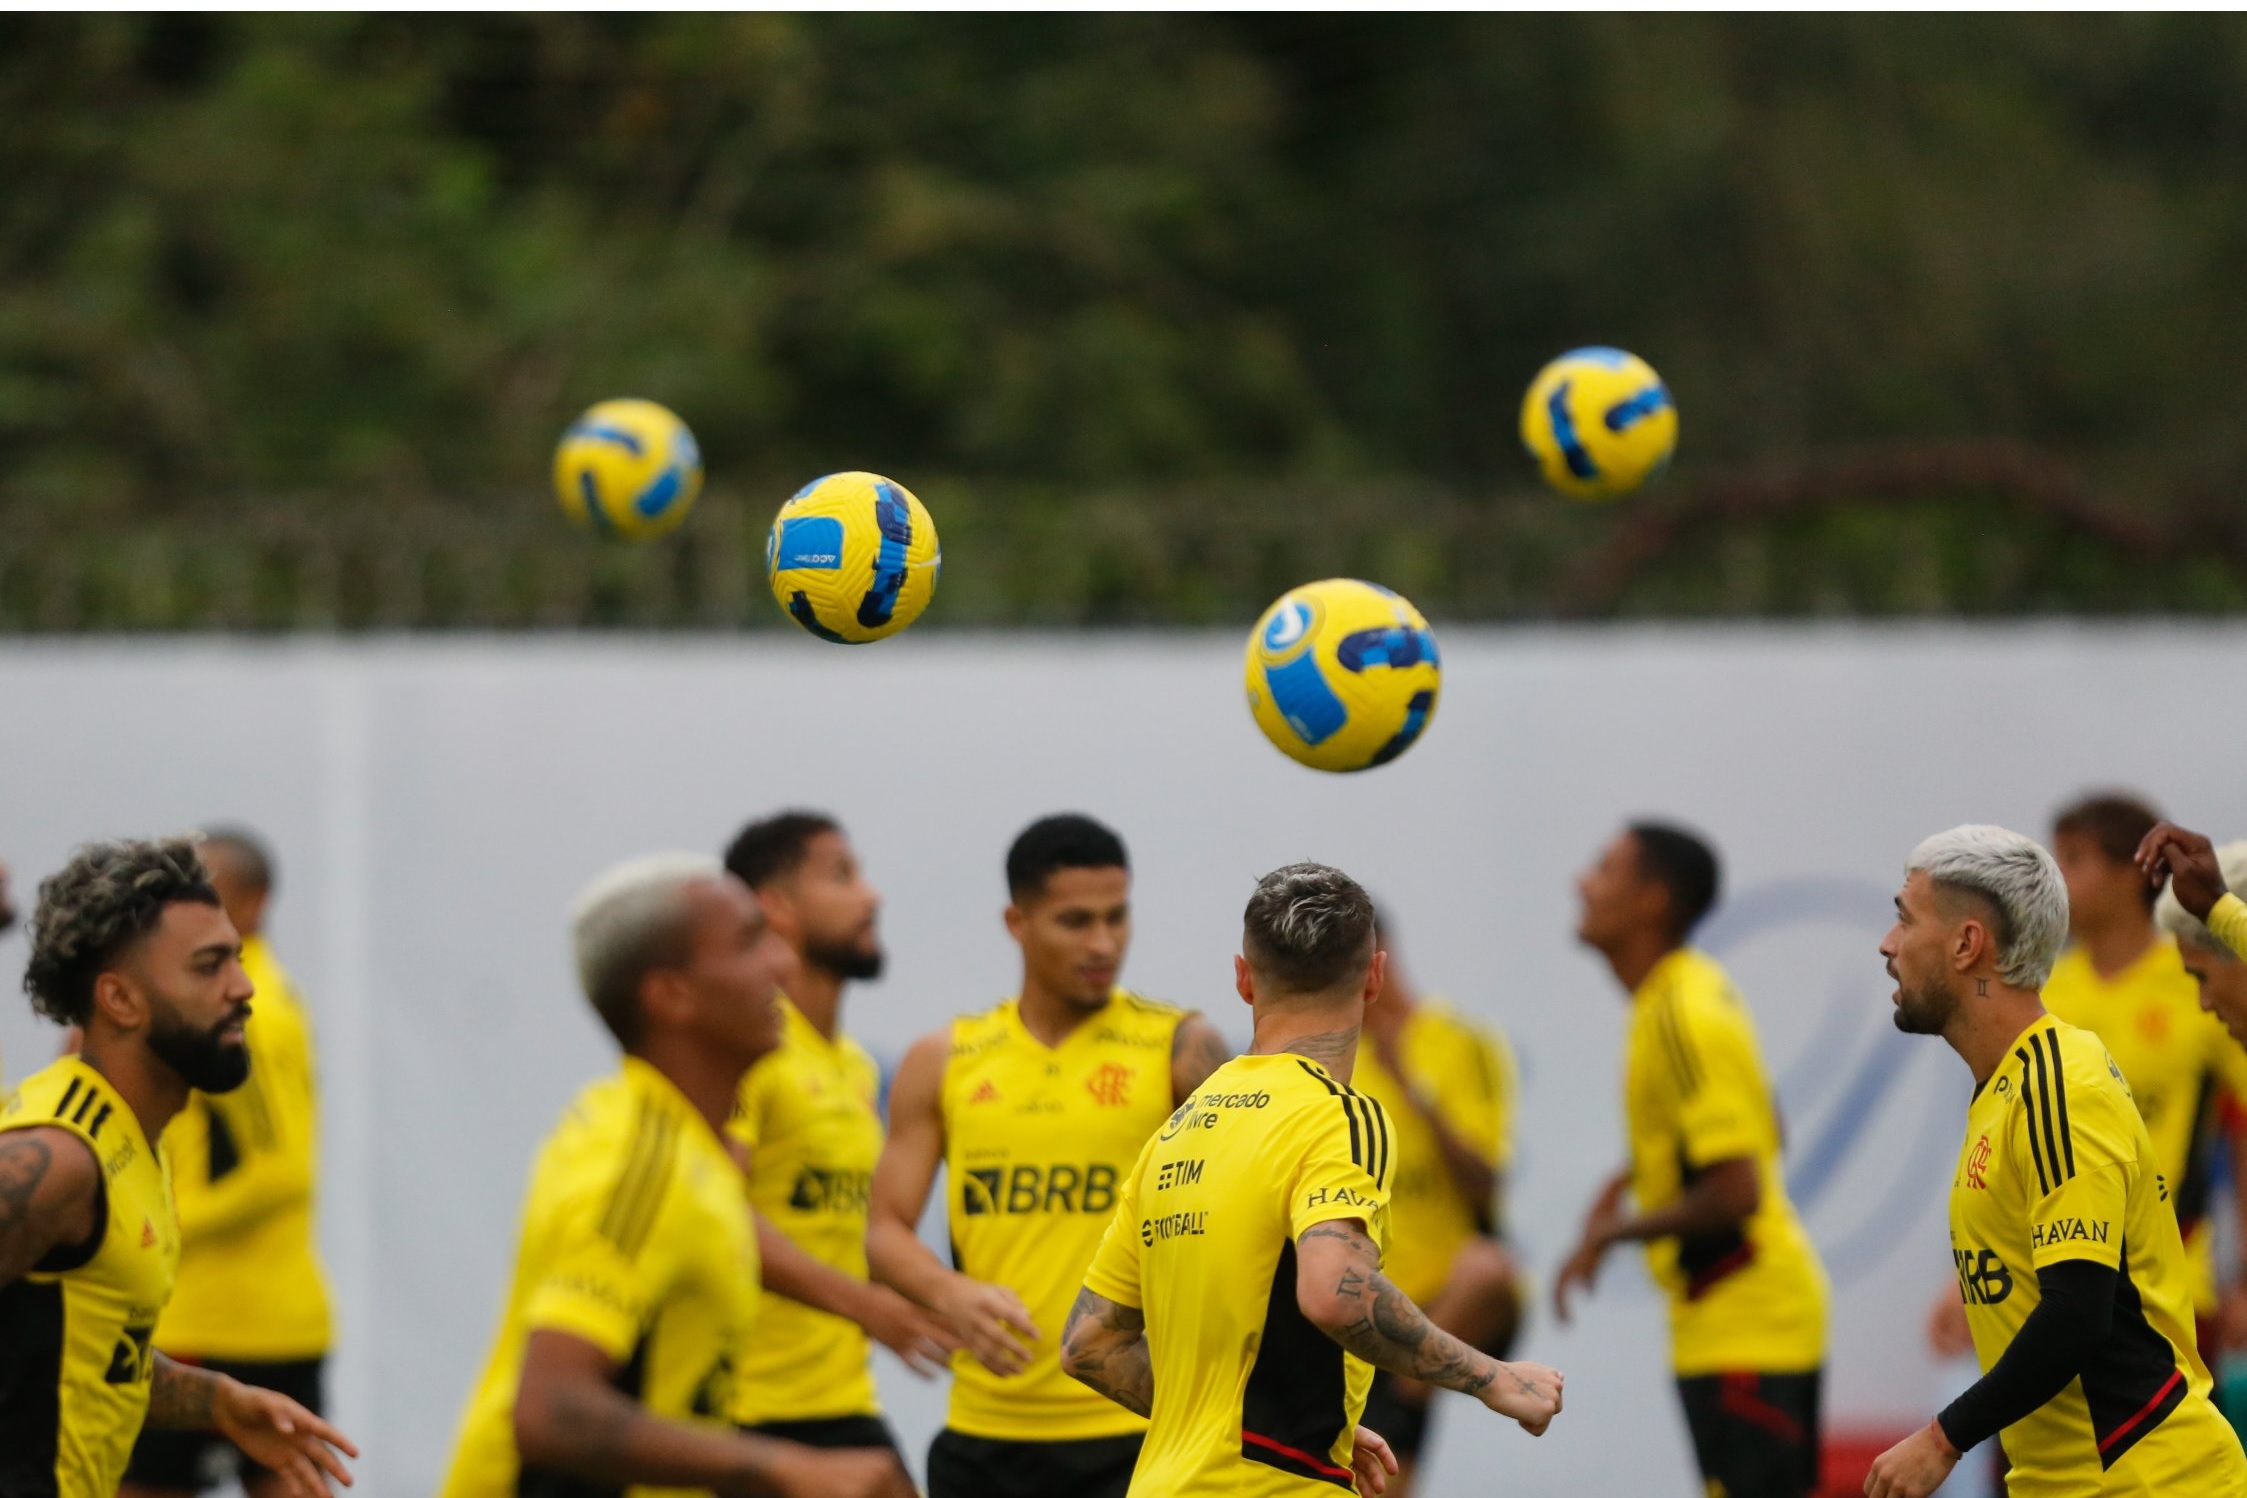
2053, 793, 2163, 910
23, 838, 220, 1027
1006, 814, 1128, 903
1628, 822, 1721, 942
724, 811, 842, 890
1242, 862, 1377, 996
198, 826, 276, 895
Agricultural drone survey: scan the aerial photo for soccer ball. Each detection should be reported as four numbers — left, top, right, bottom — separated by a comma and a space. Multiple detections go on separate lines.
1519, 347, 1677, 500
1244, 579, 1442, 773
552, 399, 704, 540
765, 472, 942, 644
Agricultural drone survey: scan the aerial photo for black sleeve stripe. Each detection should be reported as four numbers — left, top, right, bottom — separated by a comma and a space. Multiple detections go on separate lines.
2040, 1030, 2076, 1179
1657, 999, 1701, 1095
52, 1076, 82, 1120
2016, 1047, 2051, 1195
2025, 1035, 2068, 1190
600, 1101, 678, 1258
1296, 1059, 1342, 1096
1340, 1094, 1364, 1170
1364, 1095, 1393, 1189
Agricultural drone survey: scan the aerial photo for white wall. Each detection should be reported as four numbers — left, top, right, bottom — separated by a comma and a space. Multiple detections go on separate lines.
1, 625, 2240, 1498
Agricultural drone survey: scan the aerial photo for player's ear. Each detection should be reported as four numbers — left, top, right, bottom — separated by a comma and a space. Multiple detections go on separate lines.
638, 967, 694, 1030
90, 968, 145, 1032
1234, 954, 1256, 1007
1951, 916, 1986, 975
1360, 950, 1387, 1008
1003, 902, 1028, 944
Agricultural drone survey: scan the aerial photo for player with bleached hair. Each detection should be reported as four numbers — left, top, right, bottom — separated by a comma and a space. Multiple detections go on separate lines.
440, 854, 908, 1498
1868, 825, 2247, 1498
2143, 822, 2247, 1047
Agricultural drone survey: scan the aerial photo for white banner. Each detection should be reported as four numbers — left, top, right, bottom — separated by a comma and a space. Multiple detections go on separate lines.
1, 625, 2240, 1497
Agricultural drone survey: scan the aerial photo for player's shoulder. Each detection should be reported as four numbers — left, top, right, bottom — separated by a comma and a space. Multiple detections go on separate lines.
539, 1064, 700, 1248
1415, 998, 1506, 1053
947, 997, 1017, 1055
2008, 1019, 2142, 1161
1106, 989, 1189, 1043
2036, 1019, 2134, 1100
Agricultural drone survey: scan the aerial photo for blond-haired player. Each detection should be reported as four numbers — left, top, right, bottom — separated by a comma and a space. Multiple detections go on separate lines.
1868, 825, 2247, 1498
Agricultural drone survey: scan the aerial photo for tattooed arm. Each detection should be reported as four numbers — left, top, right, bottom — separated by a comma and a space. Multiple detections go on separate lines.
1295, 1219, 1564, 1435
0, 1126, 101, 1288
1059, 1287, 1154, 1417
1170, 1016, 1233, 1104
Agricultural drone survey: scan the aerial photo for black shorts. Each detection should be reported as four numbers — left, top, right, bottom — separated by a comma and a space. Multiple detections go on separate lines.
125, 1356, 324, 1491
739, 1413, 902, 1455
925, 1428, 1143, 1498
1674, 1368, 1823, 1498
1358, 1371, 1434, 1462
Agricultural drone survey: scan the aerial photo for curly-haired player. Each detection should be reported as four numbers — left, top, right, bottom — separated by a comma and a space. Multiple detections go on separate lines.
0, 837, 356, 1498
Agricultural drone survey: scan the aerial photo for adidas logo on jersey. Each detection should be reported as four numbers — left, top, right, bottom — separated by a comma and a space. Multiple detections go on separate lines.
969, 1079, 1001, 1105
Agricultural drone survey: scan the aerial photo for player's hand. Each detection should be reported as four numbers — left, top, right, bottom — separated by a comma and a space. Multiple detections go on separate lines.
2137, 821, 2227, 919
1349, 1425, 1399, 1496
768, 1447, 914, 1498
932, 1273, 1040, 1376
1479, 1359, 1564, 1436
1553, 1174, 1629, 1325
1863, 1420, 1959, 1498
1925, 1280, 1973, 1359
858, 1281, 961, 1377
211, 1378, 358, 1498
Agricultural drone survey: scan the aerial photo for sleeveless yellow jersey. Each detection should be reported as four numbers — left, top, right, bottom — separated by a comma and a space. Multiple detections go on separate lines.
442, 1057, 760, 1498
941, 991, 1185, 1441
1350, 1001, 1513, 1304
2211, 894, 2247, 965
156, 936, 332, 1360
1948, 1015, 2247, 1496
727, 998, 885, 1424
1623, 948, 1827, 1375
0, 1057, 181, 1498
1084, 1053, 1394, 1495
2044, 936, 2247, 1316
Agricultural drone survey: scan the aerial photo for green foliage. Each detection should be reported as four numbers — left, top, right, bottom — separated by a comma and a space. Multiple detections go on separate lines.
2, 15, 2246, 624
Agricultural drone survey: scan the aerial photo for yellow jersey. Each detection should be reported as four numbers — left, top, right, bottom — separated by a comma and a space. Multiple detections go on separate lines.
1350, 1002, 1513, 1304
1622, 948, 1828, 1375
0, 1057, 182, 1498
2212, 894, 2247, 965
2045, 936, 2247, 1316
442, 1057, 760, 1498
155, 936, 332, 1360
941, 991, 1186, 1442
1084, 1052, 1393, 1495
727, 998, 885, 1424
1948, 1015, 2247, 1496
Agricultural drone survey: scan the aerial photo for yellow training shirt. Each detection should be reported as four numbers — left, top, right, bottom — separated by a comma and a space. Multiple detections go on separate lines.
728, 998, 885, 1424
1085, 1053, 1393, 1495
0, 1057, 182, 1498
1623, 948, 1828, 1375
2044, 936, 2247, 1315
1349, 1002, 1513, 1304
442, 1057, 760, 1498
2210, 894, 2247, 966
1948, 1015, 2247, 1496
941, 991, 1185, 1442
155, 936, 332, 1361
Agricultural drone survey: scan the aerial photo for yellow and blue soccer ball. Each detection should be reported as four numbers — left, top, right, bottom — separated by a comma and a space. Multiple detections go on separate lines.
1519, 347, 1677, 500
552, 399, 704, 540
1244, 579, 1442, 773
765, 472, 941, 644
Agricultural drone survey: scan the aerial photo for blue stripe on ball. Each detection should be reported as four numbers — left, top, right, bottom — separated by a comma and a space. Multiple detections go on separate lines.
1368, 689, 1436, 768
1603, 383, 1672, 433
1544, 381, 1600, 480
1264, 652, 1349, 747
856, 481, 913, 630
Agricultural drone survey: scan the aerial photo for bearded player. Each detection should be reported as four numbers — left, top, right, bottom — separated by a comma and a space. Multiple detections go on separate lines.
1867, 825, 2247, 1498
1061, 862, 1563, 1497
126, 830, 335, 1498
719, 812, 953, 1471
868, 814, 1232, 1498
1, 838, 355, 1498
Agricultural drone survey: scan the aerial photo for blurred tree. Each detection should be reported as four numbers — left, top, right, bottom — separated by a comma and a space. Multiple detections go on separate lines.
2, 14, 2245, 621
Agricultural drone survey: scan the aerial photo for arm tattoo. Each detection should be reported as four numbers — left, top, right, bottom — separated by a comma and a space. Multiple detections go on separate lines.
1062, 1287, 1155, 1417
1315, 1222, 1494, 1396
147, 1354, 221, 1430
0, 1135, 63, 1284
1172, 1021, 1233, 1101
